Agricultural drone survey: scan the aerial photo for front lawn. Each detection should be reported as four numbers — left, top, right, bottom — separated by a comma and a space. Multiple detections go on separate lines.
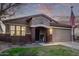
0, 45, 79, 56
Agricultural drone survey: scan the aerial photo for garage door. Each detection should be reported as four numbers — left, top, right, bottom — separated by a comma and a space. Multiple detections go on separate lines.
52, 28, 71, 42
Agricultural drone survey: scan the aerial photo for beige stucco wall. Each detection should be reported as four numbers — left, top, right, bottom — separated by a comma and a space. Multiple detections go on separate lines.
52, 28, 71, 42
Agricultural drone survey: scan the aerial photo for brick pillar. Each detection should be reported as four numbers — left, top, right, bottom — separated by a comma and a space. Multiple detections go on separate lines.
31, 27, 35, 43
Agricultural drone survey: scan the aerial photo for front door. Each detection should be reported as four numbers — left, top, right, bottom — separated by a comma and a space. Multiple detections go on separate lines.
35, 27, 40, 41
35, 27, 47, 42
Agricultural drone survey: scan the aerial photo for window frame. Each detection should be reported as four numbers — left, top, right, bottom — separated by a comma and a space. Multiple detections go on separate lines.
10, 25, 26, 36
16, 26, 21, 36
21, 26, 26, 36
10, 26, 15, 36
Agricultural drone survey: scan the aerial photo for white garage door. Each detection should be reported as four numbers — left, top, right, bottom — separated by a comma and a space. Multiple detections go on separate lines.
52, 28, 71, 42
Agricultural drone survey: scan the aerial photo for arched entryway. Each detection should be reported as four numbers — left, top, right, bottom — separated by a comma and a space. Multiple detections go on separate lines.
31, 25, 52, 43
35, 27, 47, 43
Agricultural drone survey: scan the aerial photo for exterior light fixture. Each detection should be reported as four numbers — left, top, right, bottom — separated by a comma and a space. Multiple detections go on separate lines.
49, 27, 52, 34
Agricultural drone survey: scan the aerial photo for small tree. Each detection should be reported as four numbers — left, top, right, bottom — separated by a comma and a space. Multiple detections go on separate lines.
0, 3, 21, 44
0, 3, 21, 20
0, 3, 21, 34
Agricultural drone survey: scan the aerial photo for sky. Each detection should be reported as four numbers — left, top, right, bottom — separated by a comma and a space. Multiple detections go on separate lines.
7, 3, 79, 21
1, 3, 79, 33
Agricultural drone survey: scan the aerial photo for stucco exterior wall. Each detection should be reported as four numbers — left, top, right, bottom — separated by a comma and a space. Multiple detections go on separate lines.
52, 28, 71, 42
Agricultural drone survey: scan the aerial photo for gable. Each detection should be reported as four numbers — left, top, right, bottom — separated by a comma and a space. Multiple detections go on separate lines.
31, 16, 50, 27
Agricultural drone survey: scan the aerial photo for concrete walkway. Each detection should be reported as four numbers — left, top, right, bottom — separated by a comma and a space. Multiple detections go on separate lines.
55, 42, 79, 50
39, 42, 79, 50
26, 42, 79, 50
0, 41, 79, 52
32, 42, 79, 50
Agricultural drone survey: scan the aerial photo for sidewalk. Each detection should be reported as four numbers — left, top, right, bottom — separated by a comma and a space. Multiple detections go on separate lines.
39, 42, 79, 50
56, 42, 79, 50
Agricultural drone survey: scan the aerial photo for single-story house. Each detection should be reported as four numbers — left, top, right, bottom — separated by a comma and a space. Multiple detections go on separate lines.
0, 14, 72, 44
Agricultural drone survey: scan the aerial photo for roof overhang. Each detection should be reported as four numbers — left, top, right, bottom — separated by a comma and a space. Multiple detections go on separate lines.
30, 24, 50, 28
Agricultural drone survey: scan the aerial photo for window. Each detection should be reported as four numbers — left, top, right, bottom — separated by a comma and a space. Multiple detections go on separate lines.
21, 26, 26, 36
16, 26, 21, 36
10, 25, 26, 36
10, 26, 15, 36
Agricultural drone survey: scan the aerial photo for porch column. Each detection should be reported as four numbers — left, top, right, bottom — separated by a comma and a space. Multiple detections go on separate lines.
46, 28, 52, 42
31, 27, 35, 43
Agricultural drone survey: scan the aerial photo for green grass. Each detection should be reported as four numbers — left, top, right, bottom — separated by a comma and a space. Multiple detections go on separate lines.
0, 45, 79, 56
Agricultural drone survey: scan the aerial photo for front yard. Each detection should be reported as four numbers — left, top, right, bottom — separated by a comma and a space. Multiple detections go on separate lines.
0, 45, 79, 56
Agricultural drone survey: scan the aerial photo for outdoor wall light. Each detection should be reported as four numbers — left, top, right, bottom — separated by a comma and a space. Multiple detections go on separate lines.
49, 28, 52, 34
